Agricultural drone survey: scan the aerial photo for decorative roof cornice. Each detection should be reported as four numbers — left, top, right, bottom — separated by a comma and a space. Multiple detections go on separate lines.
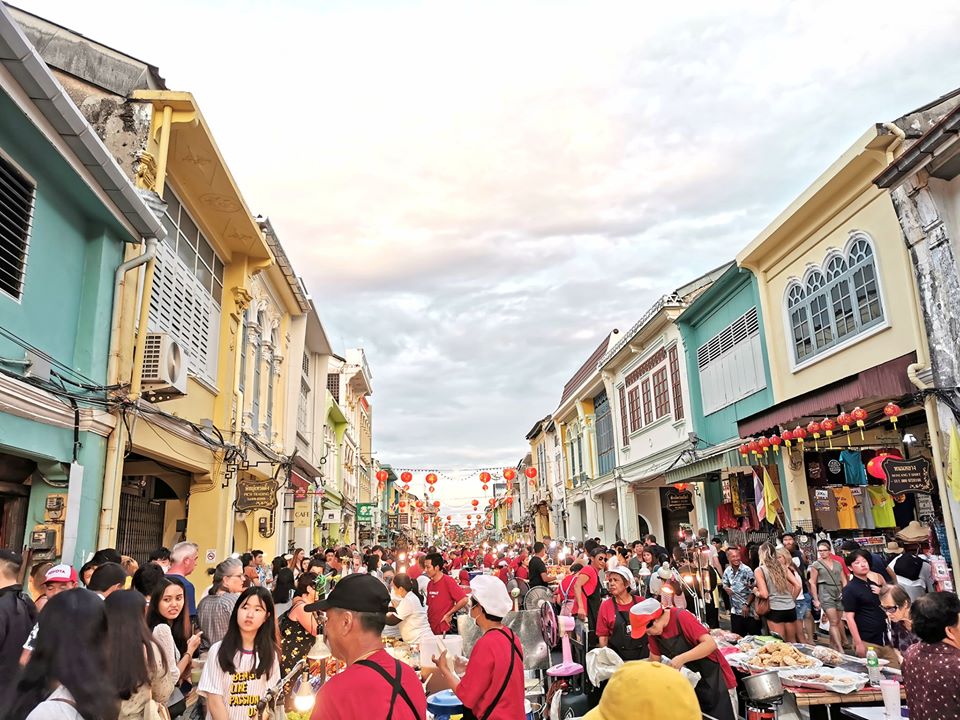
598, 293, 682, 369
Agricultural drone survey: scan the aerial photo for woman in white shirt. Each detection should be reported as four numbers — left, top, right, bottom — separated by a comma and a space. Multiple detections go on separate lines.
199, 586, 281, 720
385, 573, 432, 644
8, 589, 115, 720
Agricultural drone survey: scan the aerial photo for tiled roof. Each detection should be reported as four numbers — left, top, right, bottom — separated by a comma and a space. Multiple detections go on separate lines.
558, 334, 611, 406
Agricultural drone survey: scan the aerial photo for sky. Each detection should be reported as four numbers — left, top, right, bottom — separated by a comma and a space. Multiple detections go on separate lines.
15, 0, 960, 509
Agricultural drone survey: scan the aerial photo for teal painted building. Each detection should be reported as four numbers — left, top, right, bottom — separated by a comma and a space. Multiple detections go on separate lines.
0, 7, 164, 568
671, 264, 781, 533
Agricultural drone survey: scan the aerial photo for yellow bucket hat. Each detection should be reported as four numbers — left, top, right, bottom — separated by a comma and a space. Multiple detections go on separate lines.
583, 661, 700, 720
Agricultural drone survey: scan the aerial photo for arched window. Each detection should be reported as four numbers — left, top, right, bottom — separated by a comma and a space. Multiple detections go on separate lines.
784, 234, 886, 365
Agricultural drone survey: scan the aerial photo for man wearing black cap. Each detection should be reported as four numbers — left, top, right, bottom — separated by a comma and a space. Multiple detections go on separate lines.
307, 573, 426, 720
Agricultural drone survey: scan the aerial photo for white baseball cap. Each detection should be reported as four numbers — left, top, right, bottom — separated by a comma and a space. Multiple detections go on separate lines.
469, 575, 512, 617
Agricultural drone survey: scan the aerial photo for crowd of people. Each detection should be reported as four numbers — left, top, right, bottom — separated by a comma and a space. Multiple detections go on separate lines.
0, 529, 955, 720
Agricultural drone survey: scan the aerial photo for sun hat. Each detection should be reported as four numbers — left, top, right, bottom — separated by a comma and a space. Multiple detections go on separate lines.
895, 521, 929, 544
884, 540, 904, 555
44, 564, 78, 584
583, 661, 699, 720
469, 575, 512, 617
629, 597, 665, 639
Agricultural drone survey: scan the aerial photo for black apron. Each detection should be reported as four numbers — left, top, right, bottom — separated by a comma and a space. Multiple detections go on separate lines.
607, 595, 648, 661
356, 657, 422, 720
654, 611, 734, 720
461, 627, 523, 720
585, 573, 603, 646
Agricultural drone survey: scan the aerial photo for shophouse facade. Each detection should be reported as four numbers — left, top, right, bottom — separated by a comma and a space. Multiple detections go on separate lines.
670, 264, 776, 539
0, 5, 166, 567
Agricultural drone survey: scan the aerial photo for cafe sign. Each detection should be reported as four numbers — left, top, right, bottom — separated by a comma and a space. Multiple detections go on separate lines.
234, 478, 279, 512
665, 487, 694, 513
882, 457, 933, 495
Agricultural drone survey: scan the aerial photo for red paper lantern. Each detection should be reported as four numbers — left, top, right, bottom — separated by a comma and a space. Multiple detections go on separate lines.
489, 498, 497, 507
739, 443, 750, 459
758, 437, 771, 452
471, 499, 479, 508
433, 501, 440, 508
503, 468, 517, 481
781, 429, 794, 447
747, 440, 760, 456
884, 402, 901, 427
425, 473, 438, 485
479, 471, 492, 484
792, 426, 807, 444
851, 406, 868, 440
428, 486, 435, 493
398, 501, 406, 509
506, 496, 513, 505
400, 471, 413, 484
446, 515, 452, 521
482, 484, 488, 491
415, 500, 423, 509
376, 469, 389, 483
769, 435, 782, 453
867, 452, 902, 480
837, 412, 853, 432
525, 467, 538, 479
821, 418, 836, 448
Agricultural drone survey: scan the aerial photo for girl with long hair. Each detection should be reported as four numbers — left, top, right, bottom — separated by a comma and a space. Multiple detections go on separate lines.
106, 590, 178, 720
386, 573, 431, 644
197, 558, 245, 652
754, 542, 801, 641
287, 548, 305, 580
147, 578, 202, 718
279, 573, 319, 679
271, 568, 296, 616
7, 589, 118, 720
198, 586, 280, 720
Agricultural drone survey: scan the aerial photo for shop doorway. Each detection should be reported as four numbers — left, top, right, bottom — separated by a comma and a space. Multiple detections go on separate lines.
117, 476, 174, 564
659, 487, 693, 552
0, 452, 35, 551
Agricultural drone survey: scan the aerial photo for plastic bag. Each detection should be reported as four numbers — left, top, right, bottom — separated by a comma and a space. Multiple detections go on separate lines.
660, 656, 701, 688
585, 647, 624, 684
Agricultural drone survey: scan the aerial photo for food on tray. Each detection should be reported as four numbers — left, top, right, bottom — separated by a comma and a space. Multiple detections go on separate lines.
750, 642, 817, 668
811, 646, 845, 666
710, 628, 741, 643
738, 639, 763, 653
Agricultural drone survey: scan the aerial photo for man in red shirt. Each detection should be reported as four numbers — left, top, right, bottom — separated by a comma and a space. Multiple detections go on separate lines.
631, 598, 737, 720
495, 560, 510, 585
482, 548, 495, 568
308, 574, 426, 720
425, 552, 468, 634
432, 575, 524, 720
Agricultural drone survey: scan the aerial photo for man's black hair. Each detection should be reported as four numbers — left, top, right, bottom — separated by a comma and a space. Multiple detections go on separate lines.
88, 562, 127, 592
92, 548, 122, 565
911, 592, 960, 643
533, 542, 545, 554
149, 547, 171, 562
425, 553, 445, 571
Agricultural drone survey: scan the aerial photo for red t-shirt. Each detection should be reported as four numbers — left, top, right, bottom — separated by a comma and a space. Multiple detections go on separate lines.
312, 649, 426, 720
451, 556, 464, 570
647, 609, 736, 690
515, 565, 529, 581
483, 553, 495, 568
407, 563, 423, 581
426, 573, 466, 634
495, 567, 510, 585
596, 595, 641, 638
557, 566, 598, 616
455, 628, 524, 720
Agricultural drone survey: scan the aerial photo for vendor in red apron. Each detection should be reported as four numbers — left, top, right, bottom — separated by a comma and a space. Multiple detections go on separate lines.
308, 574, 427, 720
596, 567, 647, 661
629, 598, 737, 720
432, 575, 524, 720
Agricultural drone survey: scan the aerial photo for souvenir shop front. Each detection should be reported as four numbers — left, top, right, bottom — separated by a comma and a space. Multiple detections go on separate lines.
736, 362, 956, 589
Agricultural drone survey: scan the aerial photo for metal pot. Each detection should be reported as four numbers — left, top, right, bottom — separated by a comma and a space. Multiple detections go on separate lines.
742, 670, 784, 703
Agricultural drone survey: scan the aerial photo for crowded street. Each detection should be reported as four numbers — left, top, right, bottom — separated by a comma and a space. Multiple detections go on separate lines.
2, 1, 960, 719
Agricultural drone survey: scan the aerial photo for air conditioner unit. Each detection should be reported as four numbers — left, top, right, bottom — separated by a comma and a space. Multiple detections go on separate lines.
142, 333, 189, 400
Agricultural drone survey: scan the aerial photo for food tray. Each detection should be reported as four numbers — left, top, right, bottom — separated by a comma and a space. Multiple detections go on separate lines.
778, 667, 869, 694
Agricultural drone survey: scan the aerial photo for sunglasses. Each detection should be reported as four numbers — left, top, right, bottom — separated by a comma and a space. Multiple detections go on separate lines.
881, 605, 899, 614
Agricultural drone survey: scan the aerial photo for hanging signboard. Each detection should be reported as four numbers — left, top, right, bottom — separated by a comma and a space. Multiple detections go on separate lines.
387, 514, 399, 530
357, 503, 376, 523
293, 505, 311, 528
665, 488, 694, 513
290, 471, 310, 501
882, 457, 933, 495
321, 509, 342, 524
235, 478, 279, 512
730, 473, 743, 516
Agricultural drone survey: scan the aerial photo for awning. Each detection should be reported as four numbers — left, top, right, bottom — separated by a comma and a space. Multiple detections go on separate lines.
737, 352, 917, 437
665, 445, 744, 484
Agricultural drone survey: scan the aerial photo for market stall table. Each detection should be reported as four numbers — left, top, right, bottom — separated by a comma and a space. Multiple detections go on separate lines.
839, 707, 889, 720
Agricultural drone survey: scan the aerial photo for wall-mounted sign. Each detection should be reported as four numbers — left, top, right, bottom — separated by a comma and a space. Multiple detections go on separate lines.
882, 457, 933, 495
357, 503, 376, 523
387, 514, 399, 530
294, 506, 311, 528
235, 478, 279, 512
665, 488, 694, 513
321, 509, 342, 524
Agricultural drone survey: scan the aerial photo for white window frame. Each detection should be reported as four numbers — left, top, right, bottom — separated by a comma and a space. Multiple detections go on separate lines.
697, 306, 767, 415
782, 232, 888, 372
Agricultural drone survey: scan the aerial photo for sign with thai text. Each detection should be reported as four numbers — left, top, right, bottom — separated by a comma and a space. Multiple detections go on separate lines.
882, 457, 933, 495
234, 478, 279, 512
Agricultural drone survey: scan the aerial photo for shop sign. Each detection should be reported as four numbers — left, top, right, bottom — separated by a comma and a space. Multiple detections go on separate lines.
882, 457, 933, 495
291, 471, 310, 501
665, 488, 694, 513
235, 478, 279, 512
357, 503, 376, 523
293, 505, 311, 528
321, 509, 341, 524
916, 493, 935, 520
730, 473, 743, 516
399, 512, 410, 526
387, 514, 399, 530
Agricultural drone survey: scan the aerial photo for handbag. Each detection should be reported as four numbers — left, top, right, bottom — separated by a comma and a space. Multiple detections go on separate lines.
754, 596, 770, 617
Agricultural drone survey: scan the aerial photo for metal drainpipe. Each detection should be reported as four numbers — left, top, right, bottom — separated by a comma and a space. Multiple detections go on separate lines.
907, 362, 960, 580
99, 236, 158, 547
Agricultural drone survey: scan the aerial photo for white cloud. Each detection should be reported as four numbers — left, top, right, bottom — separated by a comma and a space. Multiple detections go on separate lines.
17, 0, 960, 511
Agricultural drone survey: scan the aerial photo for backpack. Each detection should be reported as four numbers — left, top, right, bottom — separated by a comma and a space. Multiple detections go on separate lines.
893, 554, 927, 582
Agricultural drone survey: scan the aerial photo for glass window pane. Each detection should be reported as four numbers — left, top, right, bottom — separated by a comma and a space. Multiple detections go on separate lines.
199, 238, 215, 269
213, 278, 223, 304
162, 212, 177, 239
214, 257, 224, 283
831, 280, 856, 338
196, 261, 213, 293
176, 232, 195, 269
854, 264, 882, 325
163, 186, 179, 219
180, 212, 199, 249
792, 308, 812, 360
809, 294, 833, 349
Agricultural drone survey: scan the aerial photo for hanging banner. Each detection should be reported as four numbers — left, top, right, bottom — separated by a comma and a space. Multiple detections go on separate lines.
730, 472, 743, 516
882, 457, 933, 495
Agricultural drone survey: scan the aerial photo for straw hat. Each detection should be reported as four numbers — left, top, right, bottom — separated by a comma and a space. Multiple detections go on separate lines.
884, 540, 903, 555
895, 521, 929, 544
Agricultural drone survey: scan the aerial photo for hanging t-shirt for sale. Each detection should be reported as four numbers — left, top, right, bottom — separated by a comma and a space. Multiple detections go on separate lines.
833, 487, 858, 529
849, 486, 875, 530
198, 642, 281, 720
824, 454, 847, 485
805, 454, 826, 486
813, 488, 840, 531
840, 449, 869, 486
866, 485, 896, 528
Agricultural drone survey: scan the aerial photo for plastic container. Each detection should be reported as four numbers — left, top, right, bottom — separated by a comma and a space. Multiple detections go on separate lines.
866, 646, 882, 687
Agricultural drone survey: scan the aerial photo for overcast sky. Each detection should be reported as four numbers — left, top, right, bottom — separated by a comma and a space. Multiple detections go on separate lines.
16, 0, 960, 508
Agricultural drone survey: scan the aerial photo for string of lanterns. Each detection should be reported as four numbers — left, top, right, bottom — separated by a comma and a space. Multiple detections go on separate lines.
738, 403, 901, 460
384, 466, 540, 520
